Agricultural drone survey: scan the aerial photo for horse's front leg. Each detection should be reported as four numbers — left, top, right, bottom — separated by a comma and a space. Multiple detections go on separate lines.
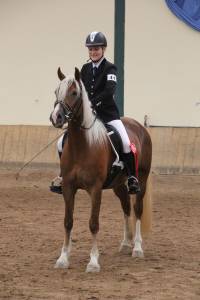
86, 186, 102, 273
55, 184, 76, 269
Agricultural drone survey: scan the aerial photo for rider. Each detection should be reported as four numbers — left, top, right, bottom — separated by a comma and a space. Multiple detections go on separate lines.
51, 31, 140, 195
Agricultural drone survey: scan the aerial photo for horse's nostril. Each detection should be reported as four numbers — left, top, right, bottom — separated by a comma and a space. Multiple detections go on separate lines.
57, 114, 62, 121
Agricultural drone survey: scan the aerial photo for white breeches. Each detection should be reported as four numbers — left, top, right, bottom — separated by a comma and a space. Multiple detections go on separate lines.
107, 119, 131, 153
57, 120, 131, 154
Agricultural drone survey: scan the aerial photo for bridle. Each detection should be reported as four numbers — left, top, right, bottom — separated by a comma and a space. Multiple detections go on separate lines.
55, 81, 97, 130
56, 96, 82, 123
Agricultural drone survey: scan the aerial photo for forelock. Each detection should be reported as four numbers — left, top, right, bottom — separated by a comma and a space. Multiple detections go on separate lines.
56, 76, 76, 101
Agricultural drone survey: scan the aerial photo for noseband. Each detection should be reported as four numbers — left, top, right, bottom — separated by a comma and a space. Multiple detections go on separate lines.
59, 96, 82, 123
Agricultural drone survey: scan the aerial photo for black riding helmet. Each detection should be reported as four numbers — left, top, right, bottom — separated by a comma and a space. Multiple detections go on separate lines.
85, 31, 107, 47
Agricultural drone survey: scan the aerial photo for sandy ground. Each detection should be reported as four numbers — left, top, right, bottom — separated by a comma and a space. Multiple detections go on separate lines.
0, 167, 200, 300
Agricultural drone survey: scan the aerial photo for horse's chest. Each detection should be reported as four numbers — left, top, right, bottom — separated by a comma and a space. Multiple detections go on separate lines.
71, 166, 96, 187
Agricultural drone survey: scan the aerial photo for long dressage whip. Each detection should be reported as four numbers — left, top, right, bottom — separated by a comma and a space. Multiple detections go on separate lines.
15, 130, 65, 180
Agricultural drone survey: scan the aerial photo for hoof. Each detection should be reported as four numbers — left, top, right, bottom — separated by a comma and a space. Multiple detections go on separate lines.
119, 242, 132, 254
54, 258, 69, 269
132, 249, 144, 258
86, 263, 100, 273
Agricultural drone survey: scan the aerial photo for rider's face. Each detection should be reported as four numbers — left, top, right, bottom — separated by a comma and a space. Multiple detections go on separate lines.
88, 46, 105, 62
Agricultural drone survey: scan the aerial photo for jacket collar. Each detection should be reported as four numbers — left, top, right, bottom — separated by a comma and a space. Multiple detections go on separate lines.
92, 57, 106, 69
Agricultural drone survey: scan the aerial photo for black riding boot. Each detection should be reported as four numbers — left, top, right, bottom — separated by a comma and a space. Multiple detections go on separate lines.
123, 152, 141, 194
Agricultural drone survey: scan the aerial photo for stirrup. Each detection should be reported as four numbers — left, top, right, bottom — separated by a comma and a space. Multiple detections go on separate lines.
50, 176, 62, 194
127, 176, 141, 195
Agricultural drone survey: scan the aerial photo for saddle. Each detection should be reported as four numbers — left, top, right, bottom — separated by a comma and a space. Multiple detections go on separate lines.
103, 124, 125, 189
106, 124, 124, 162
103, 124, 138, 189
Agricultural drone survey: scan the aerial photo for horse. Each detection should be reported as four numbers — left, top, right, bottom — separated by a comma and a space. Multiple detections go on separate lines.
50, 67, 152, 272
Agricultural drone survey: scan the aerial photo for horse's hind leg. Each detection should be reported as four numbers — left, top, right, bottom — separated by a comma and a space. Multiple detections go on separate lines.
113, 184, 133, 254
55, 185, 76, 269
132, 175, 151, 258
133, 196, 144, 258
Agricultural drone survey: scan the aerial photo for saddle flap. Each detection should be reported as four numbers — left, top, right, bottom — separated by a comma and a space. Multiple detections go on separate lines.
103, 125, 139, 189
105, 124, 124, 165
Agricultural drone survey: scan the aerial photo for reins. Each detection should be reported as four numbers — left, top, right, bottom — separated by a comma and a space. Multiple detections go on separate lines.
80, 112, 97, 130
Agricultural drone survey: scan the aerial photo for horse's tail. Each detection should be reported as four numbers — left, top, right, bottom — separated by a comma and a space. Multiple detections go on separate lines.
132, 174, 152, 235
141, 175, 152, 234
141, 116, 152, 234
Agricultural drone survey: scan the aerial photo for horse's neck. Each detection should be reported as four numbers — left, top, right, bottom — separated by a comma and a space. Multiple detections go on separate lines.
67, 122, 110, 155
68, 123, 90, 151
65, 123, 114, 177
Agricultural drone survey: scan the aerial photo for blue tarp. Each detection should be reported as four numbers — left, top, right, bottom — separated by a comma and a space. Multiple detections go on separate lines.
165, 0, 200, 31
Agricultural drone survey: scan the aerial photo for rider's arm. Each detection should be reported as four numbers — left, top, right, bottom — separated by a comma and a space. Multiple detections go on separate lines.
91, 65, 117, 109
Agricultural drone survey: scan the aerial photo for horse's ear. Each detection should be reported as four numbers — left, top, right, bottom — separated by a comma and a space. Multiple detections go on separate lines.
75, 67, 81, 82
57, 67, 65, 80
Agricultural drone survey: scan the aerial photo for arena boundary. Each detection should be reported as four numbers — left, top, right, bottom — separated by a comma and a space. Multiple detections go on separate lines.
0, 125, 199, 175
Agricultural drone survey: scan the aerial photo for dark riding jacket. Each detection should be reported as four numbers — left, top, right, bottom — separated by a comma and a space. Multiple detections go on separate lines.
81, 58, 120, 123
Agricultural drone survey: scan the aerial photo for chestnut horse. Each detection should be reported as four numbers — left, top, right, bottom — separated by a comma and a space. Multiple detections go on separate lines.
50, 67, 152, 272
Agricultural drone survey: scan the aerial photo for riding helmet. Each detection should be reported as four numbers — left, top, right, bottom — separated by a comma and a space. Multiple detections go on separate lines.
85, 31, 107, 47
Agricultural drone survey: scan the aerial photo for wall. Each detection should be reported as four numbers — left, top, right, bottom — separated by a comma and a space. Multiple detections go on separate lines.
1, 125, 200, 174
0, 0, 114, 125
151, 127, 200, 174
0, 125, 60, 167
125, 0, 200, 126
1, 1, 200, 127
1, 1, 199, 173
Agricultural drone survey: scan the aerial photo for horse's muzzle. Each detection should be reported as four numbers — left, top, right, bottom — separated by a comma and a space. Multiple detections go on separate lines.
49, 111, 65, 128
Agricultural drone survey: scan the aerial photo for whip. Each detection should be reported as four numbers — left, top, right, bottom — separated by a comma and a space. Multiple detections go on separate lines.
15, 130, 65, 180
